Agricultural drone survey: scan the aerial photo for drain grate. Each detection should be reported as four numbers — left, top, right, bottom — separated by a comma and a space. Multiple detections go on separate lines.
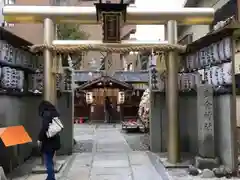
73, 140, 93, 153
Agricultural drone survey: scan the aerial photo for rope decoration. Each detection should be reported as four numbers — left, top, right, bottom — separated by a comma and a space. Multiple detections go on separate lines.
30, 43, 186, 54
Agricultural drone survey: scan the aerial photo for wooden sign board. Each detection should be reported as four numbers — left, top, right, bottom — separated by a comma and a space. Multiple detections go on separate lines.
102, 12, 121, 43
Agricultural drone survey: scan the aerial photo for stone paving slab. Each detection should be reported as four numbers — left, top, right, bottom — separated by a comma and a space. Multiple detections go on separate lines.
32, 160, 65, 174
91, 167, 131, 176
97, 138, 126, 143
66, 167, 90, 180
131, 164, 163, 180
74, 135, 94, 141
25, 174, 46, 180
93, 153, 129, 168
128, 151, 152, 165
97, 146, 130, 152
90, 174, 132, 180
92, 159, 129, 168
72, 153, 93, 167
90, 167, 132, 180
94, 152, 128, 161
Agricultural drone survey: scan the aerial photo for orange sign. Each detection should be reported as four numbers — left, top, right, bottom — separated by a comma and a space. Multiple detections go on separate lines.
0, 125, 32, 147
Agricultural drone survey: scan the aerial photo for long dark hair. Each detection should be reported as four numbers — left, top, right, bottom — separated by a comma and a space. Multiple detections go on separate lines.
38, 100, 59, 119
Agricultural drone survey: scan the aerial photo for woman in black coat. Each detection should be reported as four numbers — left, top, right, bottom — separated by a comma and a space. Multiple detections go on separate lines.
38, 101, 61, 180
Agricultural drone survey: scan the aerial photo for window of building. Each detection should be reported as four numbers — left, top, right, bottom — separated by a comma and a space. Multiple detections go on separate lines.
4, 0, 15, 4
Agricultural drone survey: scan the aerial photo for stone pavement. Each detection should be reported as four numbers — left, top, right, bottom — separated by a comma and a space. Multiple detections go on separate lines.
8, 124, 166, 180
64, 124, 164, 180
9, 124, 238, 180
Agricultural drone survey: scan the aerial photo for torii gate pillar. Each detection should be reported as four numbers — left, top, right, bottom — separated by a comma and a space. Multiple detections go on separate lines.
43, 18, 57, 105
166, 20, 180, 163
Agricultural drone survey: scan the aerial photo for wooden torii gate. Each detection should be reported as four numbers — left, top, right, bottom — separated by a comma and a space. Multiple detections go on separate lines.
3, 3, 214, 164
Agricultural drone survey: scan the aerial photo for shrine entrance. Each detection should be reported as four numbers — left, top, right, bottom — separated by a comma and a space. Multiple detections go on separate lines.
77, 75, 132, 123
3, 1, 215, 164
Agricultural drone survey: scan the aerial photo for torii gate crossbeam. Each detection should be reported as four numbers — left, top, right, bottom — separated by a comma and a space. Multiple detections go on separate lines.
3, 5, 215, 164
3, 6, 214, 25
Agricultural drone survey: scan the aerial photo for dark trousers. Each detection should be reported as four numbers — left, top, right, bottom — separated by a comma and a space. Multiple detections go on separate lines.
44, 151, 55, 180
105, 110, 112, 123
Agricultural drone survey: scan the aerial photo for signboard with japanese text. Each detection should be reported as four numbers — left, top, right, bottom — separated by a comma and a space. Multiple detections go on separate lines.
102, 12, 121, 43
197, 85, 215, 158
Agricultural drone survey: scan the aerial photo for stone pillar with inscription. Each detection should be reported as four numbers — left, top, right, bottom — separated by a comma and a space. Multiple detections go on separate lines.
196, 84, 219, 169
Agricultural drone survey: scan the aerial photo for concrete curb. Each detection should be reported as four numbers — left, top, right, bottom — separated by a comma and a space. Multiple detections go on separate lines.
146, 151, 171, 180
0, 166, 7, 180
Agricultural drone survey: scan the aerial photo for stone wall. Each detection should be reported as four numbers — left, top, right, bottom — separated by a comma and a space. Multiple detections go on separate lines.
0, 93, 73, 173
150, 92, 236, 169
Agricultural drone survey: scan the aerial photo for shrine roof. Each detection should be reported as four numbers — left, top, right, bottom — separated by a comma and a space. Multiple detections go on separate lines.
77, 75, 133, 90
112, 70, 149, 83
74, 70, 104, 82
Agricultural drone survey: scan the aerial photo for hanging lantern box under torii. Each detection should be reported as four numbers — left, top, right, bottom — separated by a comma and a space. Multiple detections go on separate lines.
94, 0, 129, 43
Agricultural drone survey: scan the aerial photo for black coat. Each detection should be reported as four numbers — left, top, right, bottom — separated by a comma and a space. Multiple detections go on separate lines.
38, 101, 61, 153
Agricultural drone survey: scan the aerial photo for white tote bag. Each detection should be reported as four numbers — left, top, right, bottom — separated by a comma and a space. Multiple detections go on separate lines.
46, 117, 64, 138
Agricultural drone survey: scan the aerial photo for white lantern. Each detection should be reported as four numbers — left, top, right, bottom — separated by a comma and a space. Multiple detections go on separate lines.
213, 43, 220, 63
217, 66, 224, 85
86, 92, 93, 104
223, 37, 232, 59
222, 62, 232, 85
218, 40, 225, 61
211, 66, 218, 86
118, 91, 125, 104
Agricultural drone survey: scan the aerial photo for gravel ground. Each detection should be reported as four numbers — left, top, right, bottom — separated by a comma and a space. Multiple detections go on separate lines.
167, 168, 239, 180
121, 130, 150, 151
73, 139, 94, 153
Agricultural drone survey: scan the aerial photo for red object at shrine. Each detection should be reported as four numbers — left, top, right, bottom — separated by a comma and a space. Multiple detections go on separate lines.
79, 117, 84, 124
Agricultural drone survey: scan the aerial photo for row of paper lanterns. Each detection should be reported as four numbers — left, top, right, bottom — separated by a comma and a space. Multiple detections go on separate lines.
154, 62, 232, 92
184, 37, 232, 71
28, 73, 61, 92
0, 40, 40, 69
0, 67, 24, 90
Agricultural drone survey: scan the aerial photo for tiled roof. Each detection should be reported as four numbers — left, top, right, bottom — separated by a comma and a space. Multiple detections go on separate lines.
77, 75, 133, 90
113, 70, 149, 83
74, 70, 103, 82
74, 70, 149, 83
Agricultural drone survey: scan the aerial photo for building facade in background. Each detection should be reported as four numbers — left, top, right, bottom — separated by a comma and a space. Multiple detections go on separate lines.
178, 0, 238, 43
